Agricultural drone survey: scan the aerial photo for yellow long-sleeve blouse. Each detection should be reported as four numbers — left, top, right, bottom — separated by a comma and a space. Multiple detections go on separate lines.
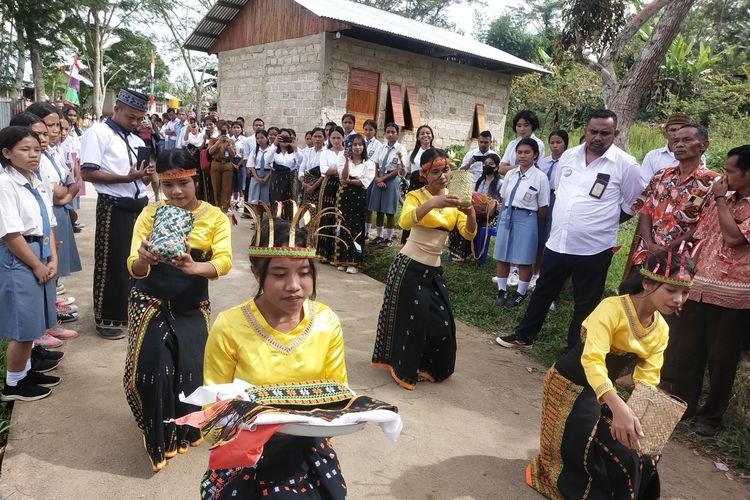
580, 295, 668, 400
127, 201, 232, 279
399, 187, 477, 266
203, 299, 348, 386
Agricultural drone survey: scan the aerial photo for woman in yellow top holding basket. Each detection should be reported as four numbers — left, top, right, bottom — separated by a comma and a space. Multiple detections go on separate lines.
124, 149, 232, 472
526, 249, 694, 500
371, 148, 477, 390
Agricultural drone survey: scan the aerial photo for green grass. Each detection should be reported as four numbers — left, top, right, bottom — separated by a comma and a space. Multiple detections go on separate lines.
362, 217, 750, 476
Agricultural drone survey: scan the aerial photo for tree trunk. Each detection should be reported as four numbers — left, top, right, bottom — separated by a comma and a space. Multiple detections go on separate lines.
25, 25, 46, 101
13, 19, 26, 93
92, 18, 104, 118
608, 0, 695, 150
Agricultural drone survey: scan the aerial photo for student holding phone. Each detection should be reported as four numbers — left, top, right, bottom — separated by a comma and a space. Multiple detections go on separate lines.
497, 110, 643, 349
80, 89, 154, 340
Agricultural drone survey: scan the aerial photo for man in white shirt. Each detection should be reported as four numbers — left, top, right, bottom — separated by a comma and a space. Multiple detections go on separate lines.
80, 89, 154, 340
460, 130, 497, 183
173, 109, 187, 149
640, 113, 693, 185
161, 108, 178, 150
497, 110, 644, 349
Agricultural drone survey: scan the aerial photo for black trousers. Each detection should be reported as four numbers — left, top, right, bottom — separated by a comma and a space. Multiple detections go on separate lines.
516, 247, 613, 348
669, 300, 750, 429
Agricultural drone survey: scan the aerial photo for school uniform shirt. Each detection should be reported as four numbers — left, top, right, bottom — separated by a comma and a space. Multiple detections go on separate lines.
47, 147, 75, 186
337, 157, 376, 189
60, 133, 81, 165
365, 137, 382, 162
320, 149, 344, 175
461, 147, 498, 183
174, 120, 187, 149
80, 122, 148, 199
185, 131, 205, 149
375, 142, 409, 176
242, 136, 258, 161
537, 155, 561, 191
500, 134, 545, 167
299, 147, 325, 180
231, 135, 245, 160
410, 147, 429, 173
0, 166, 57, 239
475, 177, 503, 201
640, 144, 707, 185
263, 144, 303, 172
500, 166, 550, 211
548, 143, 643, 256
163, 118, 179, 148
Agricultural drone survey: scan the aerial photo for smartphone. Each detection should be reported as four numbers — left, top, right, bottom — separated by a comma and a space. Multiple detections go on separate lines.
136, 147, 151, 169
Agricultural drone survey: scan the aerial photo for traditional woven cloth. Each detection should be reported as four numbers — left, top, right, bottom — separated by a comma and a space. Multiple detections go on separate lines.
149, 205, 193, 262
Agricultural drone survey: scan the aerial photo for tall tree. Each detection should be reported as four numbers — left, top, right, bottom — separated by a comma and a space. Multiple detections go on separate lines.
560, 0, 695, 147
104, 30, 169, 97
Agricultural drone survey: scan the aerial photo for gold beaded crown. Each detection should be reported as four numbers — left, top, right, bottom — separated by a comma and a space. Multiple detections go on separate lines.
244, 201, 349, 259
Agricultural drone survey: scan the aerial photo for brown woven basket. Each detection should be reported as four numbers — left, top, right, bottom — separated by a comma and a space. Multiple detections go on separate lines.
626, 383, 687, 456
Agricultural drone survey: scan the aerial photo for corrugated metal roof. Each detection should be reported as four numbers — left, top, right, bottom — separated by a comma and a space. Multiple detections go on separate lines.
184, 0, 249, 52
296, 0, 547, 74
185, 0, 547, 74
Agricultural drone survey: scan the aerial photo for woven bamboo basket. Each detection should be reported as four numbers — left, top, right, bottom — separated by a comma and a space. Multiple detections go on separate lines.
150, 205, 194, 262
626, 383, 687, 456
448, 170, 474, 206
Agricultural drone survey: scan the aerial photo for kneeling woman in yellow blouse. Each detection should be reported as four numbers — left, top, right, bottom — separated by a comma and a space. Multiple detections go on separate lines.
124, 149, 233, 472
201, 215, 348, 499
526, 250, 694, 500
372, 148, 477, 390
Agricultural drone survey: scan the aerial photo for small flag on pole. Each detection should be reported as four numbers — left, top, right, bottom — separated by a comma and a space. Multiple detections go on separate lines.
149, 49, 156, 108
63, 55, 81, 106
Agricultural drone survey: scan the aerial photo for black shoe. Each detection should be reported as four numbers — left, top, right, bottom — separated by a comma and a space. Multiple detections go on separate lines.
495, 334, 533, 348
97, 326, 125, 340
30, 357, 59, 373
493, 290, 508, 307
505, 291, 528, 308
694, 421, 718, 437
371, 236, 384, 245
57, 311, 79, 323
1, 378, 51, 401
24, 370, 60, 387
32, 344, 64, 362
379, 239, 394, 247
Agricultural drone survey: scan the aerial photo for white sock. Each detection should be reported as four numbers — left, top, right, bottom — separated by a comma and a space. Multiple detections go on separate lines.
6, 369, 26, 387
25, 358, 31, 371
376, 226, 383, 238
518, 281, 530, 295
496, 277, 507, 291
385, 228, 394, 240
365, 223, 371, 234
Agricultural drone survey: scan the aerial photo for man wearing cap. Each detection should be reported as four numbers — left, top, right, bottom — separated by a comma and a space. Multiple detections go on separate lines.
640, 113, 705, 185
80, 89, 154, 339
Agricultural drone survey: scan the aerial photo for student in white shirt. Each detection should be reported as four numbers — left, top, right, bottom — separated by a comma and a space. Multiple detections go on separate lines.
246, 129, 271, 216
263, 128, 302, 220
499, 110, 546, 175
460, 130, 497, 183
230, 120, 246, 208
341, 113, 356, 145
362, 119, 382, 238
161, 108, 178, 150
367, 122, 407, 246
299, 127, 326, 213
335, 133, 376, 274
401, 124, 434, 243
492, 138, 550, 308
498, 110, 643, 349
317, 126, 346, 263
0, 126, 61, 402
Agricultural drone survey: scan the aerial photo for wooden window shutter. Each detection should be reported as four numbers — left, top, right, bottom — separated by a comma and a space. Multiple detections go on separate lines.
386, 83, 405, 128
404, 86, 422, 130
471, 104, 486, 139
346, 68, 380, 132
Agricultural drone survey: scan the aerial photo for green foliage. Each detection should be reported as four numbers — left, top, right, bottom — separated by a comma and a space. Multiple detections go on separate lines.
560, 0, 626, 54
104, 30, 169, 97
481, 15, 549, 62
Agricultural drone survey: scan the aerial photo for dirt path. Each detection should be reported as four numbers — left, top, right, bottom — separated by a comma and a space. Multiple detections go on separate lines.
2, 197, 748, 499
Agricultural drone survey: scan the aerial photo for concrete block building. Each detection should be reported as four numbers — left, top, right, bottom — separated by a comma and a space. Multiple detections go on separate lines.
186, 0, 545, 146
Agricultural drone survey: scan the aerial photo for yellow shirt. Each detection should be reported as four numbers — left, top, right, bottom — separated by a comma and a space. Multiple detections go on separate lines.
127, 201, 232, 279
399, 187, 477, 266
204, 299, 348, 386
580, 295, 668, 400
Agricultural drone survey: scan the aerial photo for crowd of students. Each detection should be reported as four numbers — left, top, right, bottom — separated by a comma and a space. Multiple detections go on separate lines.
1, 88, 749, 499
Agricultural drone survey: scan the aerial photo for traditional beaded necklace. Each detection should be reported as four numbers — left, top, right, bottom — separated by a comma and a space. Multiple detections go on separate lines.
242, 300, 317, 355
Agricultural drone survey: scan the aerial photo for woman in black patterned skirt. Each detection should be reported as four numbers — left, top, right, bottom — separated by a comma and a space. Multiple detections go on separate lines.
316, 126, 345, 263
334, 134, 375, 274
299, 127, 326, 215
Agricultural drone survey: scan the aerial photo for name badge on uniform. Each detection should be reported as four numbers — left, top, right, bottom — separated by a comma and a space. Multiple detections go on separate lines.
688, 194, 704, 206
523, 186, 538, 203
589, 173, 610, 199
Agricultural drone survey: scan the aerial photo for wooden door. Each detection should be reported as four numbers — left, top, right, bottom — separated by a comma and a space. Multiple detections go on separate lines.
346, 68, 380, 133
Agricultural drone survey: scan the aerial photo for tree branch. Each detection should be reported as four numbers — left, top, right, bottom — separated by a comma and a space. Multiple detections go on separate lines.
605, 0, 671, 63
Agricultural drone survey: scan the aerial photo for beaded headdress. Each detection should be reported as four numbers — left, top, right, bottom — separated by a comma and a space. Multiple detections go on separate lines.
635, 242, 699, 287
244, 201, 350, 259
158, 168, 197, 181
